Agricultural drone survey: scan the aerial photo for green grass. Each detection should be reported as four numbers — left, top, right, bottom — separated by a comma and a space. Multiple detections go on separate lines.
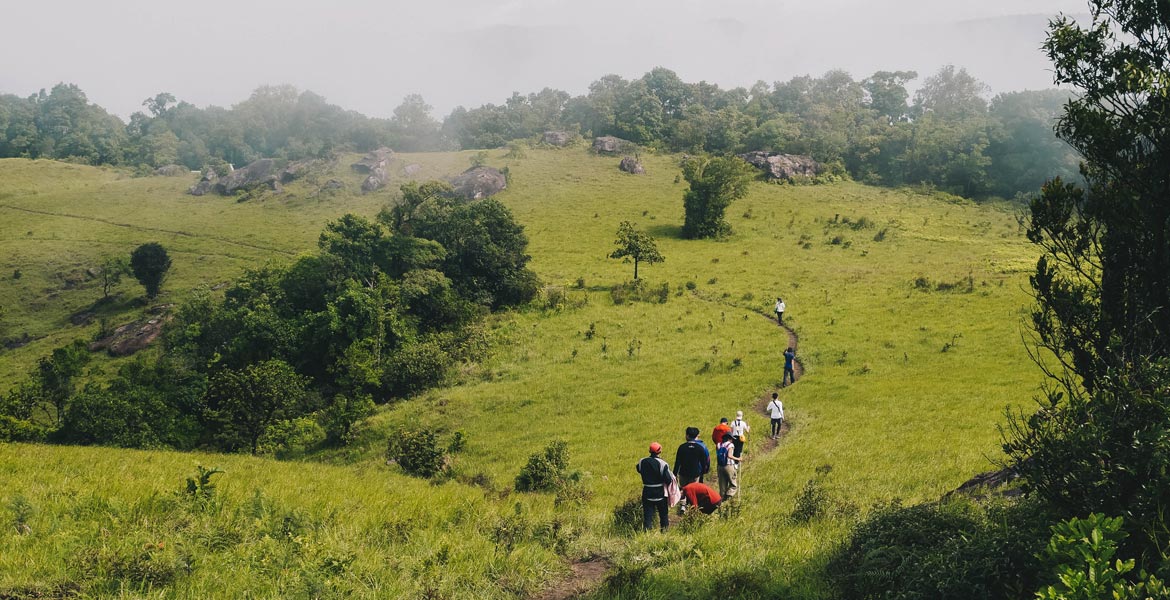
0, 147, 1045, 598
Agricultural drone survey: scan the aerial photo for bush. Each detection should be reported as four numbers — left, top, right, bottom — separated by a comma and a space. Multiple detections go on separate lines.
383, 339, 451, 396
388, 429, 448, 478
612, 497, 643, 536
516, 440, 571, 492
829, 497, 1052, 600
0, 415, 48, 442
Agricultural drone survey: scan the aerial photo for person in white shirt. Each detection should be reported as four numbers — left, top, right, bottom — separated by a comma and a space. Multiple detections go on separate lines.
730, 410, 750, 458
774, 297, 786, 325
767, 392, 784, 439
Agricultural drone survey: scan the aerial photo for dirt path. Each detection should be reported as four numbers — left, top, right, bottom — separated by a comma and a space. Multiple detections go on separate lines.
532, 295, 805, 600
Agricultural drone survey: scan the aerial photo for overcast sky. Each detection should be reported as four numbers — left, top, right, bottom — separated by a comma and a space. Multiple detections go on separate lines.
0, 0, 1087, 121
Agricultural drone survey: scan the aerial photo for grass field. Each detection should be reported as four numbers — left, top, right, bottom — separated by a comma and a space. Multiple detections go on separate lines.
0, 146, 1044, 598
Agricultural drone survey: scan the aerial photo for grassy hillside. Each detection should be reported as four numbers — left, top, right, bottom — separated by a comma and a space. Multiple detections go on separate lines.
0, 147, 1043, 598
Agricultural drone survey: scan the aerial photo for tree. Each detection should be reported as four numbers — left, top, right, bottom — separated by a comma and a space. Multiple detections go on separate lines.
99, 255, 130, 299
609, 221, 664, 280
1004, 0, 1170, 566
680, 156, 756, 239
208, 359, 309, 454
130, 242, 172, 299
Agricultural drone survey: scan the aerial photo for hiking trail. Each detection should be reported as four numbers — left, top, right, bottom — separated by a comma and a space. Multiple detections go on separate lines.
531, 293, 805, 600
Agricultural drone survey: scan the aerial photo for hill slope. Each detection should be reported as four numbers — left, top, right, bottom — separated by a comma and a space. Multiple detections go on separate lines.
0, 148, 1042, 598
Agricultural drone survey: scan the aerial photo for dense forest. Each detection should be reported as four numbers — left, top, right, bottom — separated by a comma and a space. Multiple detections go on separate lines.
0, 65, 1076, 199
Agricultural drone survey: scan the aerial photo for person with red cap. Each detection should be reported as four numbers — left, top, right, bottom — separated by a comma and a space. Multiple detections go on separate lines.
681, 482, 723, 514
636, 441, 674, 531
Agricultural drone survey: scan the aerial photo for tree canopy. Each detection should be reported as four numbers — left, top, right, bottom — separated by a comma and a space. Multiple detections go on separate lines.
609, 221, 664, 280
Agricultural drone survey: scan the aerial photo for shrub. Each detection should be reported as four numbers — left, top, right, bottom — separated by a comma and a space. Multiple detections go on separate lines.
829, 497, 1052, 600
685, 281, 697, 290
874, 228, 888, 242
389, 429, 448, 478
515, 440, 571, 492
612, 497, 643, 536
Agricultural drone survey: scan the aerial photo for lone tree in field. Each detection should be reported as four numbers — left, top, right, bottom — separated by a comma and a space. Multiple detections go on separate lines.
129, 242, 171, 299
609, 221, 663, 280
681, 155, 755, 239
99, 255, 130, 300
1004, 0, 1170, 567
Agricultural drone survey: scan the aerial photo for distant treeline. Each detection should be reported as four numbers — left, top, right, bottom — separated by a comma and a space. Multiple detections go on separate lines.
0, 65, 1076, 198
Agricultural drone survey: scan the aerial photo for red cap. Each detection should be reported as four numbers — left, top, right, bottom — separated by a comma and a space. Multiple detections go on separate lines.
649, 442, 662, 454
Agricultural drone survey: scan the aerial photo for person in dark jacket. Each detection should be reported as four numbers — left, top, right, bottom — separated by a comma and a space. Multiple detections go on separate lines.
636, 442, 673, 531
673, 427, 710, 486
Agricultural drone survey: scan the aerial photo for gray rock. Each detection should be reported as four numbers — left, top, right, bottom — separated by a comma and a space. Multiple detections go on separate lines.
738, 152, 821, 180
88, 313, 172, 357
449, 166, 507, 200
352, 147, 394, 173
542, 131, 571, 147
214, 158, 282, 195
619, 156, 645, 175
403, 163, 422, 176
361, 166, 389, 193
155, 164, 187, 177
187, 170, 218, 196
592, 135, 633, 154
280, 159, 316, 183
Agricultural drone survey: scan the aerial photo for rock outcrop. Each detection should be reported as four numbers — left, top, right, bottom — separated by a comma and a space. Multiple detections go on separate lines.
155, 164, 187, 177
352, 148, 394, 193
403, 163, 422, 176
542, 131, 571, 147
592, 136, 633, 154
352, 147, 394, 173
187, 170, 218, 196
449, 166, 507, 200
214, 159, 282, 195
280, 159, 317, 183
619, 156, 645, 175
738, 152, 821, 181
88, 311, 173, 357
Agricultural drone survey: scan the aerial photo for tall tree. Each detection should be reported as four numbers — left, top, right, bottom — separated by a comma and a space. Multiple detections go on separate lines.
680, 156, 756, 239
609, 221, 664, 280
130, 242, 172, 299
1004, 0, 1170, 565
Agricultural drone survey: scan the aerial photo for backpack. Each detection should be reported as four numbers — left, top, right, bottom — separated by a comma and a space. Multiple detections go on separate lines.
716, 444, 730, 466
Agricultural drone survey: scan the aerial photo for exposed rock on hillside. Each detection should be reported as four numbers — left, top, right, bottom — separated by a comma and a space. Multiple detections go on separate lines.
280, 159, 317, 183
593, 136, 634, 154
88, 310, 173, 356
619, 156, 645, 174
543, 131, 571, 147
449, 166, 506, 200
362, 166, 389, 193
739, 152, 821, 180
352, 147, 394, 173
214, 158, 282, 195
187, 170, 218, 196
155, 164, 187, 177
403, 163, 422, 176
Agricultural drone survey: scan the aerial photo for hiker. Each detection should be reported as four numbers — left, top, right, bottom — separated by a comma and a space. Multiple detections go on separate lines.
731, 410, 750, 458
775, 297, 786, 325
783, 347, 797, 386
673, 427, 710, 487
681, 481, 723, 515
636, 442, 674, 531
768, 392, 784, 439
716, 433, 740, 498
712, 418, 732, 448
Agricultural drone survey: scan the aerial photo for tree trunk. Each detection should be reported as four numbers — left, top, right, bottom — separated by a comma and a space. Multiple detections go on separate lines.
634, 258, 639, 280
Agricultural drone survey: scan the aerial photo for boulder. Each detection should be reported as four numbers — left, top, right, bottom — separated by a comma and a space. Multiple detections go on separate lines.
214, 158, 282, 195
592, 135, 633, 154
449, 166, 507, 200
361, 166, 389, 193
619, 156, 645, 175
542, 131, 571, 147
738, 152, 821, 180
155, 164, 187, 177
352, 147, 394, 173
187, 170, 218, 196
280, 159, 316, 183
402, 163, 422, 176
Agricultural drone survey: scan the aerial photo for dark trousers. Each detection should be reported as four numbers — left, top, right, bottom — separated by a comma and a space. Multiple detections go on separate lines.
783, 366, 796, 385
643, 498, 669, 531
777, 311, 784, 325
771, 418, 783, 437
732, 437, 744, 458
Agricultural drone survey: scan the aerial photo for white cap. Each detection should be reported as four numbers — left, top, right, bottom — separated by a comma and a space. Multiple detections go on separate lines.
736, 410, 744, 418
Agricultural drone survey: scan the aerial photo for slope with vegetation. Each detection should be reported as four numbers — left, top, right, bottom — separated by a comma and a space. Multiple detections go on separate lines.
0, 143, 1044, 597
